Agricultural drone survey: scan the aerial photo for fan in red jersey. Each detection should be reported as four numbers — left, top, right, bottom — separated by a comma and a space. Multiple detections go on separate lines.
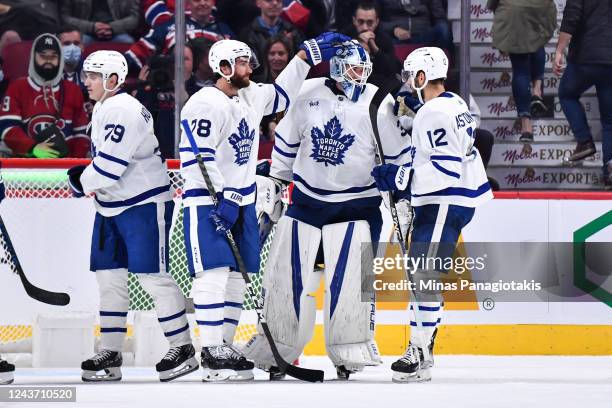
0, 33, 90, 158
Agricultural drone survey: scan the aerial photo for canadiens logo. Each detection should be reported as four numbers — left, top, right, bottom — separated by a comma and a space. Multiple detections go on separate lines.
310, 116, 355, 166
27, 115, 65, 137
228, 118, 255, 166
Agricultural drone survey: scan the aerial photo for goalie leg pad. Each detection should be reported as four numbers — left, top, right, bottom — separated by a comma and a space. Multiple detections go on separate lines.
323, 221, 382, 369
243, 216, 321, 369
96, 269, 129, 351
137, 273, 191, 347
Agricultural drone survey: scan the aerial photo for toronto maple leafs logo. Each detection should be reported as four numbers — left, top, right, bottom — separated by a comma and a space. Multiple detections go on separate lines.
310, 116, 355, 166
228, 118, 255, 165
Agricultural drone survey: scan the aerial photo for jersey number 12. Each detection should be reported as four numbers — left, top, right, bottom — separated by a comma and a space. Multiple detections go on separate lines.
427, 128, 447, 148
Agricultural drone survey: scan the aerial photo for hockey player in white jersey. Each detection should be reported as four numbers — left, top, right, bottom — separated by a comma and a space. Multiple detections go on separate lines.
371, 47, 493, 382
67, 51, 196, 382
179, 33, 352, 381
243, 41, 411, 380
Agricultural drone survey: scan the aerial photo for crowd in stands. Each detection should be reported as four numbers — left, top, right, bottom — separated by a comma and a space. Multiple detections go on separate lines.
0, 0, 609, 189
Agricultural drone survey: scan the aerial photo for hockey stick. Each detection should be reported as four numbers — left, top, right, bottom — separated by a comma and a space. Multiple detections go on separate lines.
368, 82, 432, 364
0, 215, 70, 306
180, 120, 325, 383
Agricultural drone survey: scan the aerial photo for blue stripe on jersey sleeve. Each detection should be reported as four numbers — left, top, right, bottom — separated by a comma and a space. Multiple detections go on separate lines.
182, 157, 215, 168
98, 151, 129, 166
432, 162, 460, 179
430, 155, 462, 162
383, 145, 412, 160
225, 183, 256, 196
273, 145, 297, 158
275, 132, 300, 148
92, 162, 120, 180
179, 147, 216, 154
273, 83, 290, 112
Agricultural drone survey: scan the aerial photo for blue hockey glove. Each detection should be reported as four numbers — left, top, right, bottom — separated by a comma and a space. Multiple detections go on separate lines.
299, 32, 352, 66
209, 193, 240, 234
67, 165, 86, 198
371, 164, 413, 192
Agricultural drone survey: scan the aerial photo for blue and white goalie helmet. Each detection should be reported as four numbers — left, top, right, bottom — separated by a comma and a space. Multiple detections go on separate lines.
209, 39, 260, 81
330, 40, 372, 102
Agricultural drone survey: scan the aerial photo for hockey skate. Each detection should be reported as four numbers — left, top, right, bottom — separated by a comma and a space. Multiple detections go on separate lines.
156, 344, 199, 382
200, 345, 254, 382
0, 357, 15, 385
335, 365, 361, 380
391, 328, 437, 383
81, 350, 122, 382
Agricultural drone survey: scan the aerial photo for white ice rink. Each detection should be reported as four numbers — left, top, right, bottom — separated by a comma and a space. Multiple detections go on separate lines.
5, 356, 611, 408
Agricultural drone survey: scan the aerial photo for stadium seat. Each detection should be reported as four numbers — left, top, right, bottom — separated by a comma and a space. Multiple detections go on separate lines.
1, 41, 33, 81
84, 42, 132, 58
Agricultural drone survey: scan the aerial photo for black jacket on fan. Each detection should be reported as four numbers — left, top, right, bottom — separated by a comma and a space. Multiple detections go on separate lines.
560, 0, 612, 66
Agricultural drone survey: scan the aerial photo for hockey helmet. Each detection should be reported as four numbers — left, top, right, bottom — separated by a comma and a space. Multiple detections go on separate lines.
208, 39, 259, 81
82, 50, 128, 92
402, 47, 448, 100
330, 40, 372, 102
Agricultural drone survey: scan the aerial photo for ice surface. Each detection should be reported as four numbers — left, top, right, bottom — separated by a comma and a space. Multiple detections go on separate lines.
7, 356, 611, 408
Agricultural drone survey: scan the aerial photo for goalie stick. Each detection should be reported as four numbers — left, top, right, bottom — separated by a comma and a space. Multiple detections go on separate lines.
0, 215, 70, 306
180, 120, 325, 383
368, 81, 432, 364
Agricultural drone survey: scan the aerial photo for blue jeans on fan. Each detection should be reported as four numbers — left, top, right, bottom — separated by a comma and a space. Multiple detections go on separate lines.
509, 48, 546, 118
404, 20, 453, 50
559, 62, 612, 176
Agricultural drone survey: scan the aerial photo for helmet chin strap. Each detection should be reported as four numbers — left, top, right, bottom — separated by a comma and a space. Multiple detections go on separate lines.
100, 78, 121, 102
410, 76, 429, 105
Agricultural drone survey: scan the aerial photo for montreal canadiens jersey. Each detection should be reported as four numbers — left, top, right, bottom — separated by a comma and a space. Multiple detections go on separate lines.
271, 78, 410, 203
80, 92, 172, 217
179, 57, 310, 207
0, 77, 89, 157
409, 91, 492, 207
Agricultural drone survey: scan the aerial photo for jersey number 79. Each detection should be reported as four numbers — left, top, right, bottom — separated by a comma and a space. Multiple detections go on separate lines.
104, 124, 125, 143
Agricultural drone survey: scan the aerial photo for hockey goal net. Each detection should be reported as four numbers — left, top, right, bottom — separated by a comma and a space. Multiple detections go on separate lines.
0, 159, 270, 357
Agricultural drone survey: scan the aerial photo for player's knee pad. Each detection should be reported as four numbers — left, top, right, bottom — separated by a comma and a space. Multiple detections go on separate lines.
96, 269, 129, 351
137, 273, 191, 346
243, 216, 321, 368
322, 221, 382, 368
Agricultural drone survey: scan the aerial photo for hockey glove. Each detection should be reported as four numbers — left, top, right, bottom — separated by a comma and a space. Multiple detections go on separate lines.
209, 193, 240, 234
371, 164, 413, 192
67, 165, 86, 197
299, 32, 352, 66
31, 142, 60, 158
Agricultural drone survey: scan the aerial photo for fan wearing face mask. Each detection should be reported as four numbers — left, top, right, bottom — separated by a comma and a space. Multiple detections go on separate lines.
0, 33, 90, 158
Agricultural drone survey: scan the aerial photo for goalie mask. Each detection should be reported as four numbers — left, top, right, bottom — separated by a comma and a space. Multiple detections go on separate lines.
209, 39, 260, 81
401, 47, 448, 104
330, 41, 372, 102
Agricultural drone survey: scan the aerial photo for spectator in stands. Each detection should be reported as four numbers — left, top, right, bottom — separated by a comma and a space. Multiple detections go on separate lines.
216, 0, 260, 36
323, 0, 358, 32
60, 0, 140, 45
0, 34, 90, 158
0, 1, 60, 51
240, 0, 304, 72
341, 0, 400, 88
0, 56, 8, 99
490, 0, 556, 144
555, 0, 612, 190
282, 0, 328, 38
185, 37, 215, 96
134, 45, 193, 158
57, 25, 94, 117
379, 0, 452, 50
126, 0, 233, 71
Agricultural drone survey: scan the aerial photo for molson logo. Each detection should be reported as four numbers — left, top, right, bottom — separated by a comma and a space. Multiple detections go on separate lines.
504, 168, 601, 188
480, 50, 509, 67
493, 122, 521, 139
471, 3, 493, 18
472, 25, 492, 41
487, 97, 515, 117
502, 145, 538, 164
480, 72, 511, 92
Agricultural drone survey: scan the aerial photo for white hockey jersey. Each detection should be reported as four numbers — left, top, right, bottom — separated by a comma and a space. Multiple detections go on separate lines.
179, 57, 310, 207
271, 78, 410, 203
409, 91, 492, 207
80, 92, 172, 217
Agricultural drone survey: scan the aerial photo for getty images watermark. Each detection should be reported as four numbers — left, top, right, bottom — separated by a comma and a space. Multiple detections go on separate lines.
359, 241, 611, 303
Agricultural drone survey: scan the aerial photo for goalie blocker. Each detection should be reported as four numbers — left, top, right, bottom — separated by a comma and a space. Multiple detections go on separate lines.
244, 217, 382, 378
